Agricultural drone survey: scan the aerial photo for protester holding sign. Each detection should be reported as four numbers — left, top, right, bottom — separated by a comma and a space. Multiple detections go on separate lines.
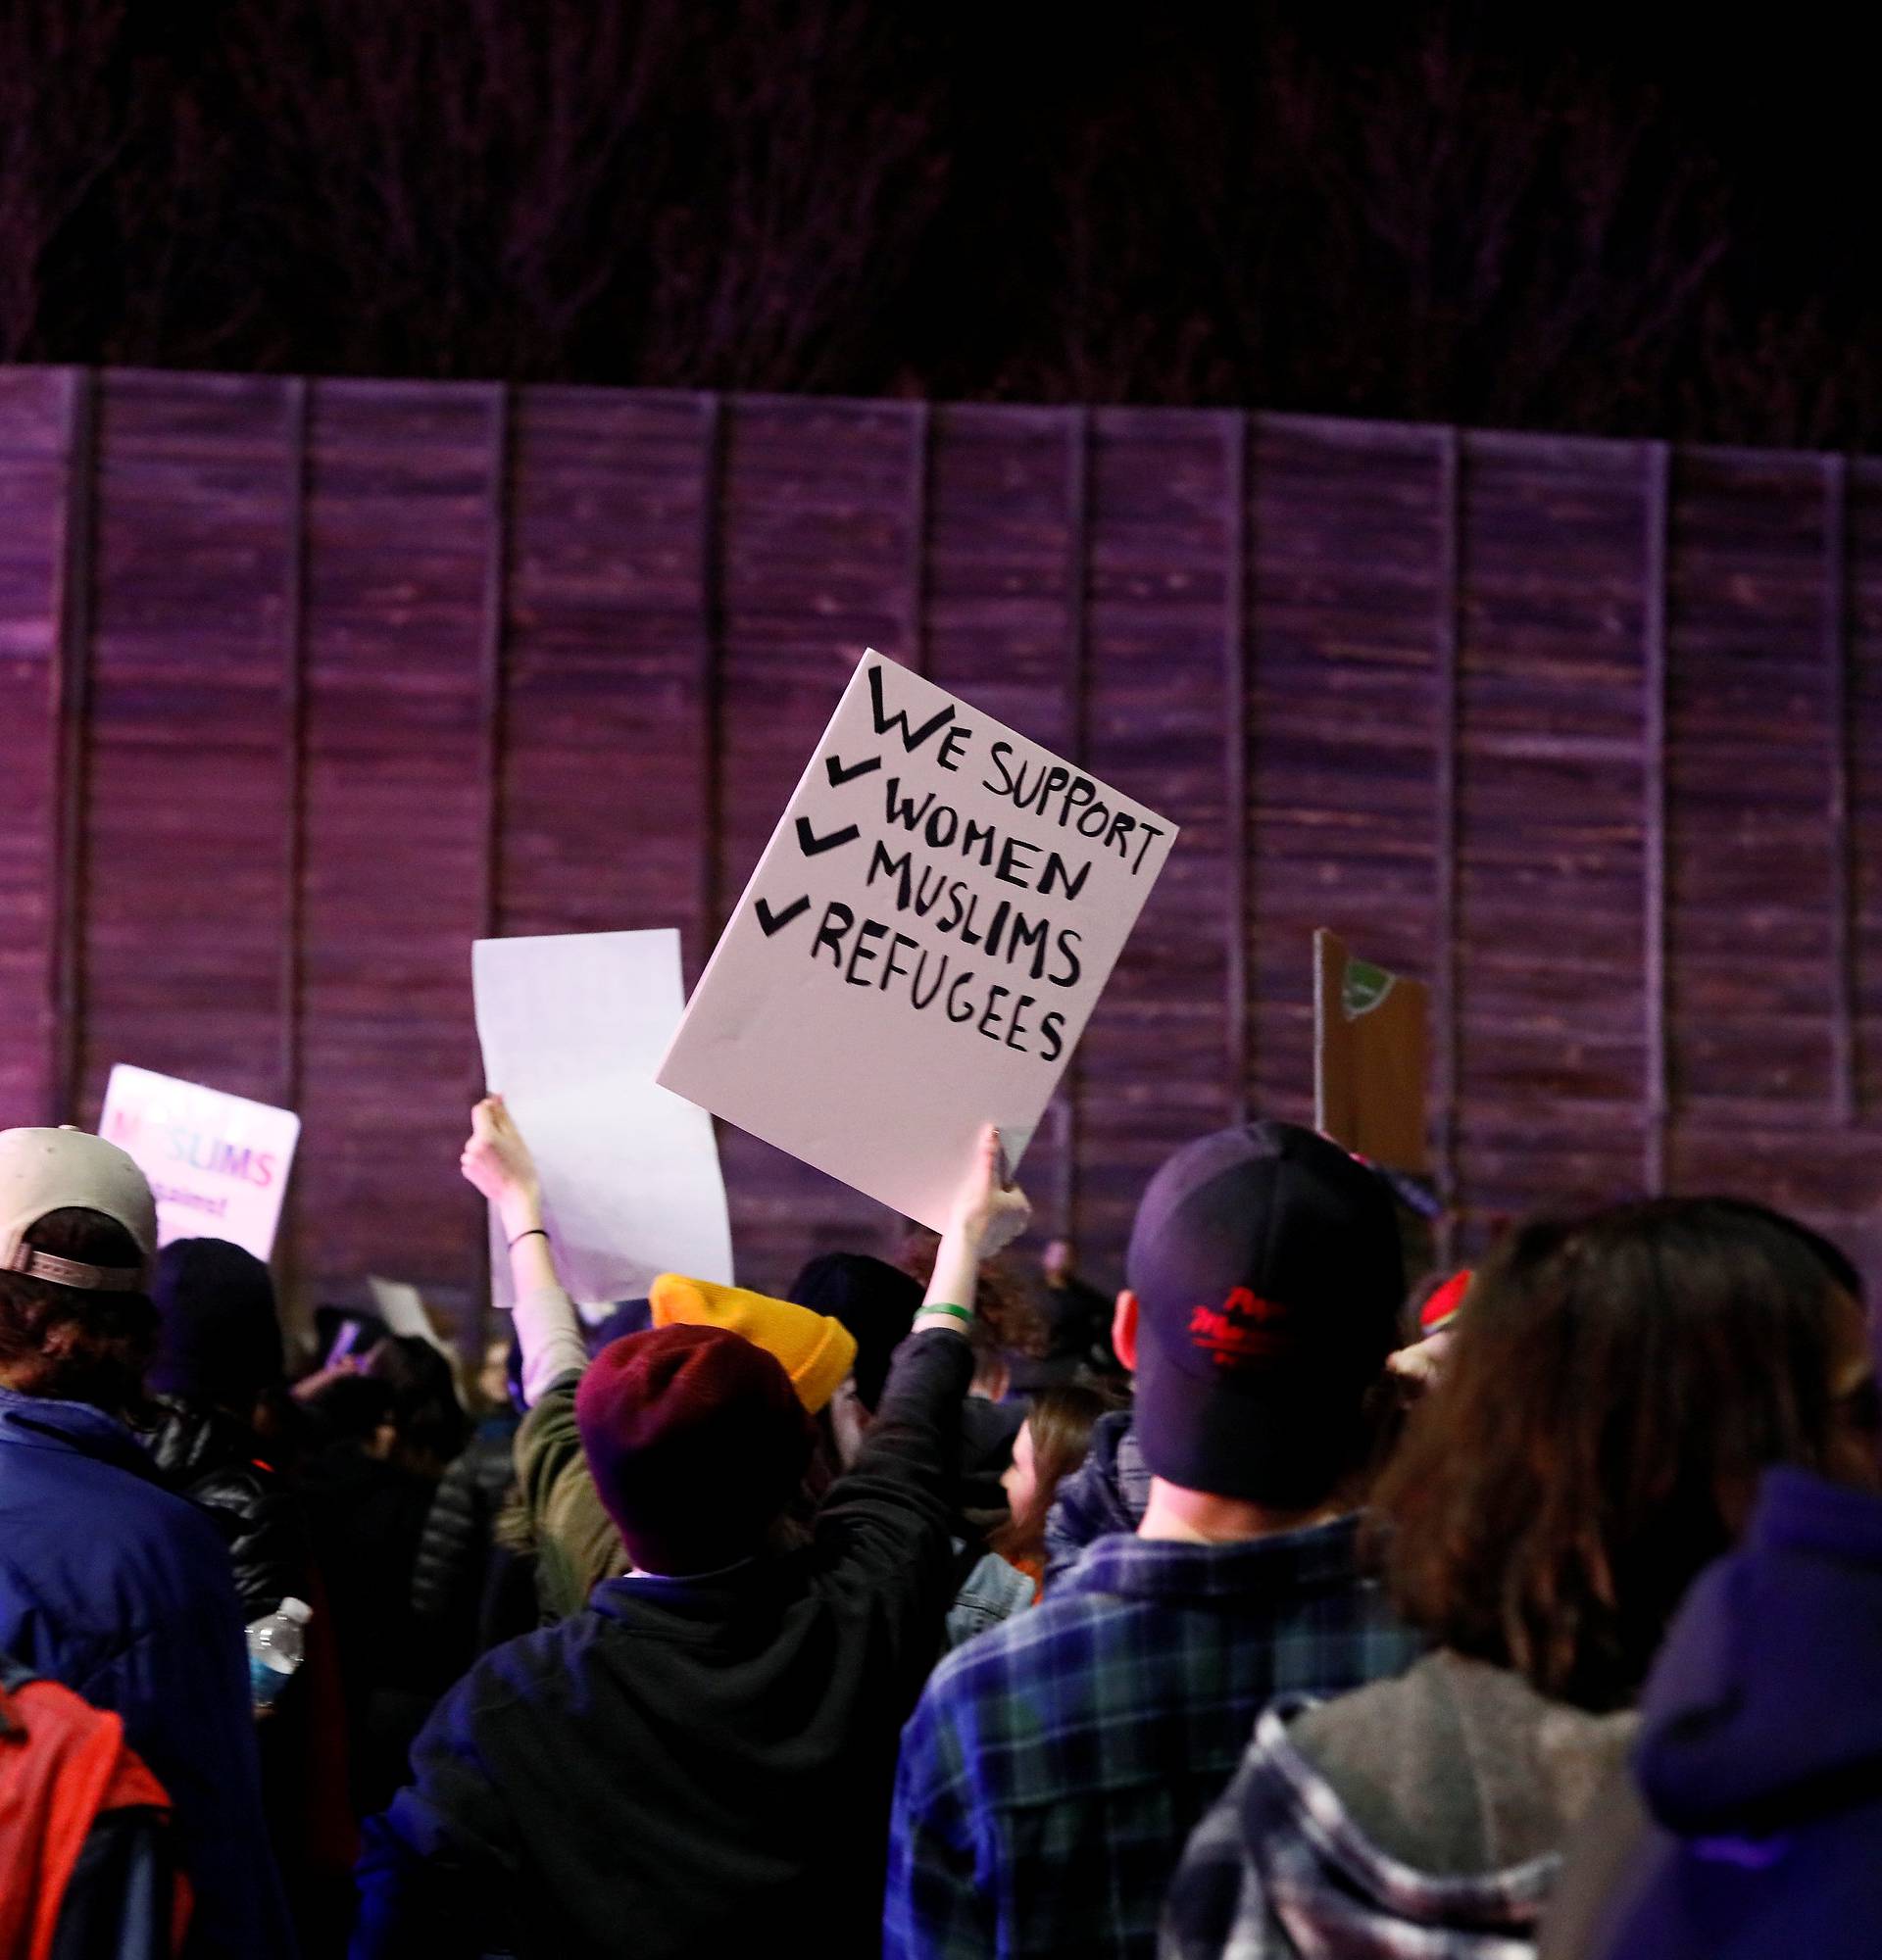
353, 1103, 1028, 1959
886, 1121, 1423, 1960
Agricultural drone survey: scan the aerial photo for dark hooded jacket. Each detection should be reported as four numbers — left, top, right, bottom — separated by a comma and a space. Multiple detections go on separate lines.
353, 1328, 972, 1960
143, 1238, 307, 1623
1541, 1467, 1882, 1960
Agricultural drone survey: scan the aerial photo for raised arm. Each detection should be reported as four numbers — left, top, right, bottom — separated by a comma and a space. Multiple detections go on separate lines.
914, 1124, 1032, 1336
460, 1095, 585, 1404
817, 1125, 1029, 1583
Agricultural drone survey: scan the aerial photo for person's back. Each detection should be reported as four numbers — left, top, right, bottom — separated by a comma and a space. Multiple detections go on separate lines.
354, 1099, 1028, 1960
887, 1122, 1422, 1960
1541, 1466, 1882, 1960
897, 1510, 1418, 1958
0, 1393, 282, 1960
0, 1130, 292, 1960
409, 1407, 523, 1680
361, 1337, 972, 1958
1163, 1199, 1882, 1960
142, 1237, 309, 1626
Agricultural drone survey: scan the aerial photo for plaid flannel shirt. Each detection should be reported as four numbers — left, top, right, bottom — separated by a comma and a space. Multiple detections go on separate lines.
1161, 1698, 1556, 1960
884, 1515, 1423, 1960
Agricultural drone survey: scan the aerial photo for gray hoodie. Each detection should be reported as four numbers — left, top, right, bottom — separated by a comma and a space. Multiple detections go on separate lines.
1163, 1650, 1637, 1960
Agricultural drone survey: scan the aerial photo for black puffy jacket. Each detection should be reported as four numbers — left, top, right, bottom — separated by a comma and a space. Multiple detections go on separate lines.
142, 1396, 312, 1623
411, 1415, 524, 1677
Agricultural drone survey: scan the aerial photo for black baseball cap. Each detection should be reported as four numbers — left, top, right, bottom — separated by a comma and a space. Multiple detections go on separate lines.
1126, 1122, 1404, 1506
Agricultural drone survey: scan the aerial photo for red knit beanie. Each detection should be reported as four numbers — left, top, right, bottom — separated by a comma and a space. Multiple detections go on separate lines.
574, 1322, 816, 1576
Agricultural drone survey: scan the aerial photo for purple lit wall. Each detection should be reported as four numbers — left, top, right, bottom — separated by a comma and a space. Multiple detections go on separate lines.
1, 366, 1876, 1328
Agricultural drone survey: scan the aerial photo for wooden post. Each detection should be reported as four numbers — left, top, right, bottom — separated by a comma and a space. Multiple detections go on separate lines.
278, 378, 311, 1115
271, 377, 313, 1319
1642, 441, 1671, 1194
1824, 453, 1857, 1123
905, 400, 932, 677
1221, 411, 1251, 1128
1056, 408, 1091, 1240
697, 396, 728, 965
470, 383, 514, 1351
48, 369, 98, 1126
475, 384, 514, 945
1432, 428, 1462, 1257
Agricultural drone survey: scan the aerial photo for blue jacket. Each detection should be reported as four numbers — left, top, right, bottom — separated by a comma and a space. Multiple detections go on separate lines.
1547, 1467, 1882, 1960
0, 1386, 294, 1959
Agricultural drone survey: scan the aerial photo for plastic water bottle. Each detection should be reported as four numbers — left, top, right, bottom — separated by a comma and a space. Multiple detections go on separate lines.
246, 1597, 312, 1709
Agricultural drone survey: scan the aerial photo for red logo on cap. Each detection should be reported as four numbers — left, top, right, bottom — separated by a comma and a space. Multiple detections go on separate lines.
1189, 1287, 1295, 1369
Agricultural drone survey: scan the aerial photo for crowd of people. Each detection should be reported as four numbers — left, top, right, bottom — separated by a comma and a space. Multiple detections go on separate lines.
2, 1096, 1879, 1959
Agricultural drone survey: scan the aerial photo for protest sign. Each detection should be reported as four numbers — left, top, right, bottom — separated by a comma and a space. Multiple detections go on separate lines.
657, 650, 1179, 1232
99, 1064, 301, 1261
1312, 929, 1430, 1173
367, 1276, 450, 1355
473, 928, 733, 1307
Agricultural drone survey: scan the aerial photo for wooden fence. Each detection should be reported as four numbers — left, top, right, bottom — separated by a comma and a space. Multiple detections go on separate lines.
2, 365, 1878, 1333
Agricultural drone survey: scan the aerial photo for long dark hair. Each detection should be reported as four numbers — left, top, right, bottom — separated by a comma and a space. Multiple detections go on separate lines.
1375, 1197, 1874, 1712
0, 1208, 154, 1414
364, 1334, 469, 1476
991, 1383, 1116, 1573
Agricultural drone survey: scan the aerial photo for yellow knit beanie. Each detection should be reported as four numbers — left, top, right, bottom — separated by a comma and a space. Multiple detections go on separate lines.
649, 1273, 858, 1414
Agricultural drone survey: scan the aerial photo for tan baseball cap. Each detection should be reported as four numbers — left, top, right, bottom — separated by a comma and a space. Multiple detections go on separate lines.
0, 1128, 158, 1292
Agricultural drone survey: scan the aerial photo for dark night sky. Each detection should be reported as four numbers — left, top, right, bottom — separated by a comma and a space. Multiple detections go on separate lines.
8, 0, 1877, 441
940, 5, 1868, 304
891, 4, 1880, 430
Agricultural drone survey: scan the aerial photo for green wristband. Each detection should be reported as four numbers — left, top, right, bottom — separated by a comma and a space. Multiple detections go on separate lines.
916, 1301, 974, 1326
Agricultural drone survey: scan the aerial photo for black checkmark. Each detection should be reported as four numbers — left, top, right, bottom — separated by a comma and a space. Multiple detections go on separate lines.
796, 817, 861, 858
755, 895, 813, 937
825, 753, 883, 787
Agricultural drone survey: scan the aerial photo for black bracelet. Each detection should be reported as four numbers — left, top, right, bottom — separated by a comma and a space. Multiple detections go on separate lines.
508, 1226, 549, 1250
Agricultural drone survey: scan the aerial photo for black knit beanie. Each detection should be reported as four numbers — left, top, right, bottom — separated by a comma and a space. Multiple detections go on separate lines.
148, 1237, 284, 1409
787, 1253, 922, 1411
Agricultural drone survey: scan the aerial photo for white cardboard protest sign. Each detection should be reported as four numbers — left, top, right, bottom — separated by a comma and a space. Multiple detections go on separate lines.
657, 651, 1179, 1231
99, 1064, 301, 1261
472, 929, 733, 1308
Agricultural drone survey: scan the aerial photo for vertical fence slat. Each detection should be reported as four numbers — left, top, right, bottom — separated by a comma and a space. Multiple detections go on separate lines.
48, 368, 97, 1126
273, 379, 311, 1306
1825, 453, 1857, 1124
1221, 411, 1251, 1129
1432, 429, 1462, 1252
1056, 408, 1091, 1238
697, 396, 727, 959
1643, 440, 1671, 1193
475, 384, 514, 946
277, 378, 311, 1116
468, 383, 513, 1347
905, 400, 931, 678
